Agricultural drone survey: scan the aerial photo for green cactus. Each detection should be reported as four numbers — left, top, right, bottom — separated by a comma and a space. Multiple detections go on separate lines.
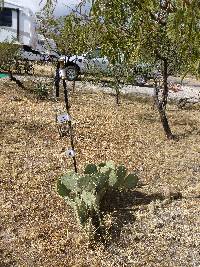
99, 165, 110, 174
73, 197, 89, 226
84, 163, 98, 174
81, 190, 98, 210
116, 165, 127, 179
57, 179, 71, 197
105, 160, 115, 169
115, 165, 127, 188
61, 171, 80, 192
78, 174, 98, 191
57, 161, 139, 231
123, 173, 138, 189
98, 162, 106, 168
76, 201, 88, 225
108, 169, 117, 186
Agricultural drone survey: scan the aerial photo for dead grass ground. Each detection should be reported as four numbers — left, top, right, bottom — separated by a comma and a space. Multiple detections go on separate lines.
33, 63, 55, 77
0, 77, 200, 267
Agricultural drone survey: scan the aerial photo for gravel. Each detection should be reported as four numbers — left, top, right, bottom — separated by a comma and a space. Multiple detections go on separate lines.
3, 74, 200, 103
76, 79, 200, 103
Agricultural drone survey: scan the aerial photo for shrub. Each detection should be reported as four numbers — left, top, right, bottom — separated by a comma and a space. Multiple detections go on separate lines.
34, 82, 48, 99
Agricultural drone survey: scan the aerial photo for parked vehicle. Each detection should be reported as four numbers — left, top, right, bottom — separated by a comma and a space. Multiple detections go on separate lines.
59, 48, 109, 81
60, 48, 160, 85
19, 34, 60, 62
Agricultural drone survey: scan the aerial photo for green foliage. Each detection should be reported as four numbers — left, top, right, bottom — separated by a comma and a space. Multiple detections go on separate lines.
89, 0, 200, 77
57, 161, 138, 229
0, 42, 20, 72
84, 163, 98, 174
34, 82, 49, 99
37, 10, 101, 57
42, 0, 200, 76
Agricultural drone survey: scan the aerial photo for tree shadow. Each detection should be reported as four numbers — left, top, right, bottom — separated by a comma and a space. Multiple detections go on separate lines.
21, 121, 46, 133
93, 190, 164, 247
176, 127, 199, 140
120, 92, 153, 104
136, 113, 159, 124
171, 118, 199, 139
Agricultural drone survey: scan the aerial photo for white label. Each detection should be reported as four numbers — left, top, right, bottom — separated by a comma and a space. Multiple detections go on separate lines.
59, 69, 66, 79
57, 114, 71, 123
66, 149, 75, 157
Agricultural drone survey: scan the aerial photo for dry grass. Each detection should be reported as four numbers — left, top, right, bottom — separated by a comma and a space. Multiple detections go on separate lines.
33, 63, 55, 77
0, 77, 200, 267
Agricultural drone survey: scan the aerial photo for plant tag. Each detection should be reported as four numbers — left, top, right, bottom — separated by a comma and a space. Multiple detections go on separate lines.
57, 114, 71, 123
66, 149, 75, 157
59, 69, 66, 79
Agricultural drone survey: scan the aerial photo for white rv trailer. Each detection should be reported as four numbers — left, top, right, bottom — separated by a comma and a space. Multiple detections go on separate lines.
37, 34, 59, 58
0, 1, 59, 62
20, 34, 60, 61
0, 0, 37, 49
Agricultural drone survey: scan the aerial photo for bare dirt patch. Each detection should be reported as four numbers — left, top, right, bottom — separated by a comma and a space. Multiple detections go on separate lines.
0, 78, 200, 266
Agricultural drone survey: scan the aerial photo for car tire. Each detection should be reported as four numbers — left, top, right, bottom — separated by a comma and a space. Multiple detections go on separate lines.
66, 65, 79, 81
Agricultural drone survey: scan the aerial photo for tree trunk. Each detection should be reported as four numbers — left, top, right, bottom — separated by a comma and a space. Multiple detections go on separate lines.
154, 59, 174, 140
162, 58, 169, 110
63, 79, 78, 173
8, 71, 24, 88
72, 80, 76, 93
63, 79, 70, 111
157, 102, 174, 139
54, 62, 60, 97
116, 88, 120, 105
115, 79, 120, 105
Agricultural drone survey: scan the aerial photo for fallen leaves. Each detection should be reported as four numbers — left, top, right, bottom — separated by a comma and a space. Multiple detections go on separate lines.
0, 77, 200, 266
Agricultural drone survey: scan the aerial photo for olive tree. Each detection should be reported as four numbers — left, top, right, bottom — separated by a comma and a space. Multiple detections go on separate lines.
88, 0, 200, 139
43, 0, 200, 138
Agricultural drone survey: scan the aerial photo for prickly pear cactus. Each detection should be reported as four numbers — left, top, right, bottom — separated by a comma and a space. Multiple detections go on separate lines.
57, 161, 138, 229
84, 163, 98, 174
